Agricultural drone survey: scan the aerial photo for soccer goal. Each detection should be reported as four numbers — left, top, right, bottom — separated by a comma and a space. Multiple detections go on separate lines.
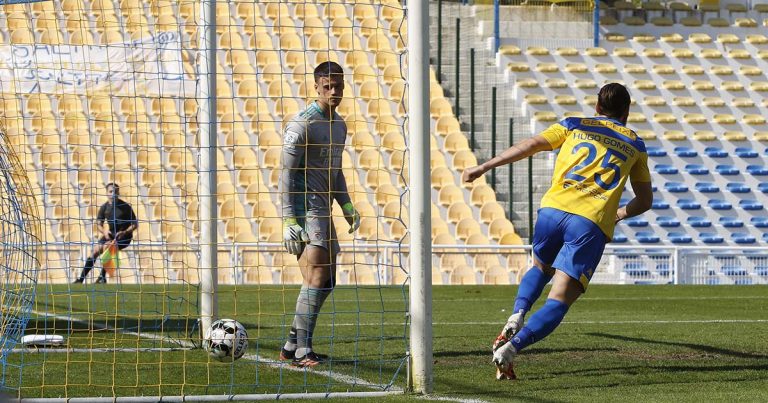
0, 0, 432, 399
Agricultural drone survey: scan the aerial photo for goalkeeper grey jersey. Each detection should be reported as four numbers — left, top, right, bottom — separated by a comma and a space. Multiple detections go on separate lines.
280, 101, 351, 218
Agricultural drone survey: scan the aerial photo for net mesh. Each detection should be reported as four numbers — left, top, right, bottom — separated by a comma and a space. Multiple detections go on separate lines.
0, 0, 409, 398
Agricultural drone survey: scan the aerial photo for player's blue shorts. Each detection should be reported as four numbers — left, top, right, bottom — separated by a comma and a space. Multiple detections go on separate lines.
532, 208, 607, 290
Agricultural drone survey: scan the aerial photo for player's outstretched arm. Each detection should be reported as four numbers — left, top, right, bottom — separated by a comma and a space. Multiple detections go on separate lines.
616, 180, 653, 223
463, 135, 552, 183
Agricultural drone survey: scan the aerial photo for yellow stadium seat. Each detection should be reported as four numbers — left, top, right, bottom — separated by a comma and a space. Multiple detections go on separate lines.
262, 147, 281, 169
451, 149, 478, 172
435, 116, 461, 137
437, 185, 463, 207
470, 184, 496, 207
479, 202, 506, 225
447, 202, 473, 225
365, 170, 392, 190
693, 130, 716, 141
454, 218, 481, 242
488, 218, 516, 241
430, 166, 454, 190
672, 48, 694, 58
372, 184, 397, 207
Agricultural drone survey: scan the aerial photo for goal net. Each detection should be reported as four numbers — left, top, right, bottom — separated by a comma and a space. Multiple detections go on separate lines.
0, 0, 410, 398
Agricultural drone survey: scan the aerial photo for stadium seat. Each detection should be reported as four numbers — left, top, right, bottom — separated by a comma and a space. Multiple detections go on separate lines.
677, 199, 701, 209
664, 182, 688, 193
704, 147, 727, 158
708, 199, 732, 210
455, 218, 482, 242
646, 146, 667, 157
685, 164, 709, 175
656, 216, 680, 227
673, 147, 697, 158
668, 232, 692, 244
695, 182, 719, 193
636, 231, 660, 244
700, 232, 724, 244
734, 147, 759, 158
739, 200, 763, 210
726, 182, 750, 193
654, 164, 678, 174
751, 217, 768, 228
488, 218, 515, 241
624, 216, 649, 227
719, 217, 744, 228
746, 165, 768, 175
732, 233, 756, 244
714, 165, 739, 175
652, 199, 670, 209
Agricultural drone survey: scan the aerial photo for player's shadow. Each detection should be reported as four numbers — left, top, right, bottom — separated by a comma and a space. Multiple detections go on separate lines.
587, 332, 768, 360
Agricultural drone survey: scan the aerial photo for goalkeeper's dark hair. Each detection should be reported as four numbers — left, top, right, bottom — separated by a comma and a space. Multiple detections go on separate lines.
314, 61, 344, 83
106, 182, 119, 192
597, 83, 631, 120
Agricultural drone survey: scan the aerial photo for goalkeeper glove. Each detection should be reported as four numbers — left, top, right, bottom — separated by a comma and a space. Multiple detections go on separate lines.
341, 202, 361, 234
283, 218, 309, 255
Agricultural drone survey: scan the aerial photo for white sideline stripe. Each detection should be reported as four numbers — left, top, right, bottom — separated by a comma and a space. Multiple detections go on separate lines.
418, 395, 491, 403
28, 309, 402, 392
317, 319, 768, 327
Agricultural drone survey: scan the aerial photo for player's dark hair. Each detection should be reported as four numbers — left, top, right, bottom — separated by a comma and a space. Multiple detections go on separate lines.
597, 83, 631, 120
106, 183, 119, 192
314, 61, 344, 83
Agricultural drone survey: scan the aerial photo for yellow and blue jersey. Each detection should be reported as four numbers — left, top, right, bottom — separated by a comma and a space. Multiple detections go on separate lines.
539, 117, 652, 238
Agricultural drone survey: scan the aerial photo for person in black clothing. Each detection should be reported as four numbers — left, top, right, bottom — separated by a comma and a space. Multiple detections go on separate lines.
73, 183, 138, 284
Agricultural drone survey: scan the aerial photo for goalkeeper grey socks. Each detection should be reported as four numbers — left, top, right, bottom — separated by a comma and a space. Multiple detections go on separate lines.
294, 286, 332, 358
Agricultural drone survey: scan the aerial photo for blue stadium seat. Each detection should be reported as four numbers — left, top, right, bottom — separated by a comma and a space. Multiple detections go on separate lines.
652, 199, 670, 209
700, 232, 724, 244
612, 231, 628, 243
756, 266, 768, 276
636, 231, 660, 244
715, 165, 739, 175
747, 165, 768, 175
704, 147, 727, 158
664, 182, 688, 193
735, 147, 758, 158
655, 164, 678, 175
750, 217, 768, 228
739, 200, 763, 211
719, 217, 744, 228
668, 232, 692, 244
707, 199, 732, 210
759, 183, 768, 193
646, 146, 667, 157
687, 216, 711, 227
656, 215, 680, 227
674, 146, 698, 157
726, 182, 750, 193
731, 233, 756, 244
625, 216, 648, 227
763, 233, 768, 242
685, 164, 709, 175
677, 199, 701, 209
694, 182, 719, 193
623, 262, 650, 277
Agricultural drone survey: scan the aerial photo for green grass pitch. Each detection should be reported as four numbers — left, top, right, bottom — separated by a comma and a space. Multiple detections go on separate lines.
12, 284, 768, 401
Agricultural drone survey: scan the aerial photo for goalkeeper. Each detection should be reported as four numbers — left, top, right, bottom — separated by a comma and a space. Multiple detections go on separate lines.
463, 83, 653, 379
278, 61, 360, 368
73, 183, 137, 284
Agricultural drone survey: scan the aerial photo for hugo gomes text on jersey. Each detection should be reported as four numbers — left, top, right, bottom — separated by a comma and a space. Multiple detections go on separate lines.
280, 101, 352, 218
539, 117, 652, 239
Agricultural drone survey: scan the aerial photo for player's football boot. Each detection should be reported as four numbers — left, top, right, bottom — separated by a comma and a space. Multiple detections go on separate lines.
492, 311, 525, 352
292, 351, 325, 368
279, 347, 295, 361
492, 341, 517, 380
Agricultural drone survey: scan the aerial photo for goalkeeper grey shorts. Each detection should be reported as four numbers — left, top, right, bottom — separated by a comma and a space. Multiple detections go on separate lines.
299, 215, 340, 255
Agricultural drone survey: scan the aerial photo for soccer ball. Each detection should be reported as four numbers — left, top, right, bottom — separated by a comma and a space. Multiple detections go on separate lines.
205, 319, 248, 362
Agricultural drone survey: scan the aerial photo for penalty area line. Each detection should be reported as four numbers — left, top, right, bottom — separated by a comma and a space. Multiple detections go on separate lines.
28, 309, 401, 392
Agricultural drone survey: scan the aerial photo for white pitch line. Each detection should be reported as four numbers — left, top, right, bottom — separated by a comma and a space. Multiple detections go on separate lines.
418, 395, 491, 403
28, 309, 402, 392
314, 318, 768, 327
